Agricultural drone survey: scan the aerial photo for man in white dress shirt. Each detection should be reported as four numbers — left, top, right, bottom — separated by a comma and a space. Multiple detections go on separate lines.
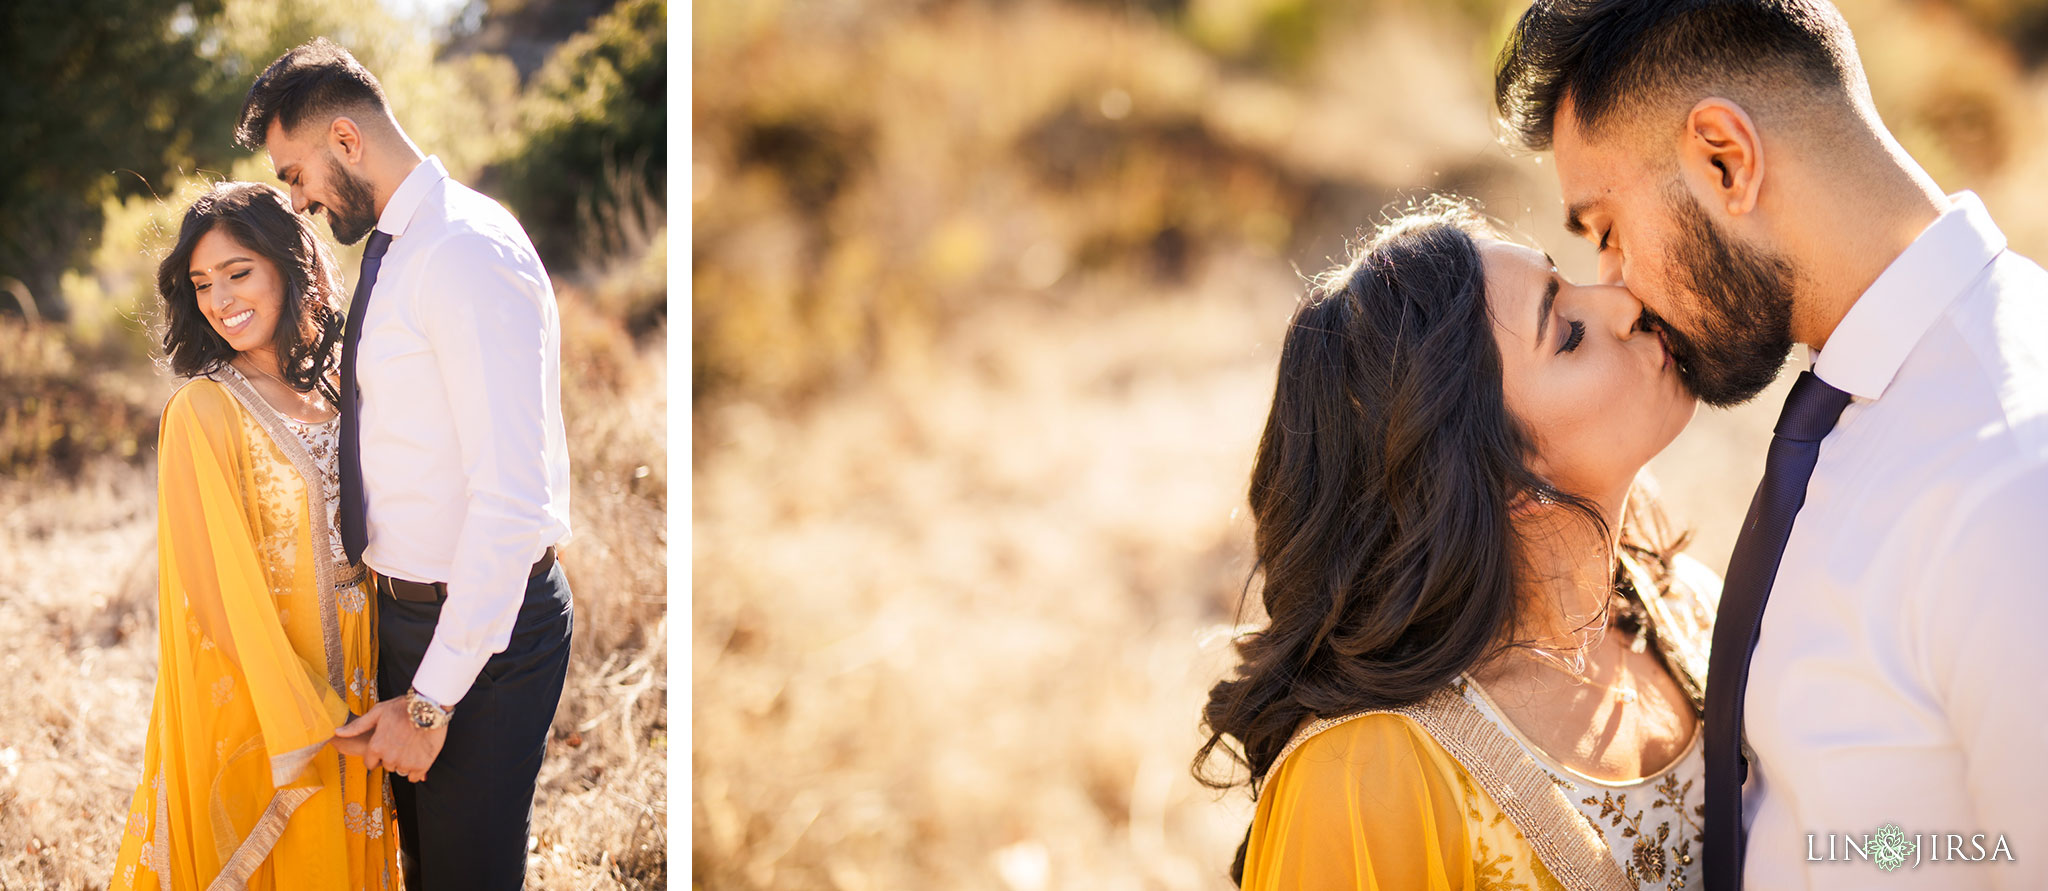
1496, 2, 2048, 889
235, 39, 574, 889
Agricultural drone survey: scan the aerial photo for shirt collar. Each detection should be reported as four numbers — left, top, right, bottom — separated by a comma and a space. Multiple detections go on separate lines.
1812, 191, 2006, 400
374, 155, 448, 240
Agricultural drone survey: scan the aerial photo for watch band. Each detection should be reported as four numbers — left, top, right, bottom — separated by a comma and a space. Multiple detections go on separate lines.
405, 686, 454, 730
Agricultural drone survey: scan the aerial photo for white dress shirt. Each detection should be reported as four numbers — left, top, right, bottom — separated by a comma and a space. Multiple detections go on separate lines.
1741, 192, 2048, 889
355, 156, 572, 707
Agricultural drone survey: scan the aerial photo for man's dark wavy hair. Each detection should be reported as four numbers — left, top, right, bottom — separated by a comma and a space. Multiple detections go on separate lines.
157, 181, 346, 404
236, 37, 389, 150
1494, 0, 1861, 152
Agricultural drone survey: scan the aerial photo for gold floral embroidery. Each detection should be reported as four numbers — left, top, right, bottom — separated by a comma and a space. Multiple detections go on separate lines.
1650, 773, 1704, 887
1453, 764, 1558, 890
1631, 823, 1672, 883
341, 587, 367, 614
1472, 831, 1533, 891
343, 801, 387, 839
126, 810, 147, 837
278, 408, 348, 568
1582, 786, 1699, 888
211, 675, 235, 706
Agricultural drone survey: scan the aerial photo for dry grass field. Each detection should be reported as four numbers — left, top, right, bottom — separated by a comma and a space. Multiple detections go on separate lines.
0, 240, 668, 888
692, 0, 2048, 887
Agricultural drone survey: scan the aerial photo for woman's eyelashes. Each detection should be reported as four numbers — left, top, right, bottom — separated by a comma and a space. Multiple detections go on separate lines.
192, 271, 249, 293
1557, 319, 1586, 354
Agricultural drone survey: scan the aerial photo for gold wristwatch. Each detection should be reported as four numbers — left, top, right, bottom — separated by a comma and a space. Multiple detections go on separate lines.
405, 687, 454, 731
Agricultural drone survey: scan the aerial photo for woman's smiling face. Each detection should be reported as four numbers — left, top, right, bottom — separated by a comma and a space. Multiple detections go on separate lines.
187, 227, 287, 357
1480, 238, 1697, 504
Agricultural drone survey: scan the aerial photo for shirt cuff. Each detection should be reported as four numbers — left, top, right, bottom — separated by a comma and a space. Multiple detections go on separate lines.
410, 639, 490, 707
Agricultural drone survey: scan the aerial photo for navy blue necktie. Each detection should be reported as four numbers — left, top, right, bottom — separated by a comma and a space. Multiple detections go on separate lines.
338, 230, 393, 565
1702, 370, 1853, 890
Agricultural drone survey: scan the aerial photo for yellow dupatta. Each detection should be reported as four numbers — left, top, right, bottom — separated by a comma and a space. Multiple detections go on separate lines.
109, 373, 398, 891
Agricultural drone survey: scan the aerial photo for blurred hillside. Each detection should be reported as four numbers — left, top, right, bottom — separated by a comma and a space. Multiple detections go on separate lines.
0, 0, 667, 887
692, 0, 2048, 887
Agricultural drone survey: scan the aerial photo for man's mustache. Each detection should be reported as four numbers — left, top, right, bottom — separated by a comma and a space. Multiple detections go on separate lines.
1638, 307, 1705, 391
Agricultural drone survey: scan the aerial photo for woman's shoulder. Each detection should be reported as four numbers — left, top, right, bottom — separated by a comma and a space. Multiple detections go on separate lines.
1669, 552, 1723, 610
165, 375, 236, 416
1625, 550, 1720, 710
160, 376, 248, 439
1248, 709, 1500, 889
1266, 710, 1466, 800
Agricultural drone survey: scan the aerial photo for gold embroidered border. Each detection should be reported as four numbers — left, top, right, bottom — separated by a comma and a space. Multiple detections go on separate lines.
203, 786, 320, 891
1268, 687, 1634, 891
268, 737, 327, 789
212, 369, 346, 697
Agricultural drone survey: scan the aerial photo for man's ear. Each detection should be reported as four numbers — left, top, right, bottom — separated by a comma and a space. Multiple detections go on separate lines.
1679, 98, 1765, 217
329, 116, 366, 165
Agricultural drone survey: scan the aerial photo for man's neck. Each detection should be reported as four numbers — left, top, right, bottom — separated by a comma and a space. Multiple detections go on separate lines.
369, 138, 428, 220
1784, 158, 1949, 352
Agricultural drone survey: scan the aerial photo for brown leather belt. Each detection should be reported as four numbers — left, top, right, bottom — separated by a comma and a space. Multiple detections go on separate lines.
376, 546, 557, 603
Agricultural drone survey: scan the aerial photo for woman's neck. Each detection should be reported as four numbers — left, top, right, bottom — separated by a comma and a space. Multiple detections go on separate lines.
233, 348, 285, 384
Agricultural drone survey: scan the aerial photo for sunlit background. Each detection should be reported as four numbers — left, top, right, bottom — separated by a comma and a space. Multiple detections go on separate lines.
692, 0, 2048, 887
0, 0, 665, 886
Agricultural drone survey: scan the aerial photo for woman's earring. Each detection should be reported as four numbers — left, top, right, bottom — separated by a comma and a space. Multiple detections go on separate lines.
1510, 484, 1557, 518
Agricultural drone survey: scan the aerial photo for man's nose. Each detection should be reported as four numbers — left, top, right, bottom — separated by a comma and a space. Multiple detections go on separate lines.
1597, 251, 1624, 287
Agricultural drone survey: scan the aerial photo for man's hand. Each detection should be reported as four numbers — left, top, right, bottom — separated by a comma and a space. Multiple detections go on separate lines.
334, 699, 448, 783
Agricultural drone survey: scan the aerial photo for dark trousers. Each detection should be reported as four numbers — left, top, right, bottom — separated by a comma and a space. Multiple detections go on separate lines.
378, 562, 574, 890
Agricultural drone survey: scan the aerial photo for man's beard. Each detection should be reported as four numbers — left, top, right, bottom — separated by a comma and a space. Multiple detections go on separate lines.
1650, 186, 1798, 408
322, 155, 380, 246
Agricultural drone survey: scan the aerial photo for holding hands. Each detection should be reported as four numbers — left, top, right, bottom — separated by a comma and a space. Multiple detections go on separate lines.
334, 692, 452, 783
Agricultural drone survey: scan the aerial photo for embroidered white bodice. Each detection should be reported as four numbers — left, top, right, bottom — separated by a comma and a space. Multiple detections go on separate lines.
224, 365, 348, 570
1460, 675, 1708, 889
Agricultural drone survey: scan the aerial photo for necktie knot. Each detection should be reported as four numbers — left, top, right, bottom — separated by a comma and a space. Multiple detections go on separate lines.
1774, 370, 1853, 442
362, 229, 393, 260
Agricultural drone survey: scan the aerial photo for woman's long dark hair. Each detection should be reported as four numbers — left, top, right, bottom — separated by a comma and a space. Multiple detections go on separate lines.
1194, 198, 1685, 883
157, 181, 346, 404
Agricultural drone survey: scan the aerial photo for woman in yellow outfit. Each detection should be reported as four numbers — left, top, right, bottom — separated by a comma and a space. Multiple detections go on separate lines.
109, 181, 400, 890
1197, 202, 1718, 890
